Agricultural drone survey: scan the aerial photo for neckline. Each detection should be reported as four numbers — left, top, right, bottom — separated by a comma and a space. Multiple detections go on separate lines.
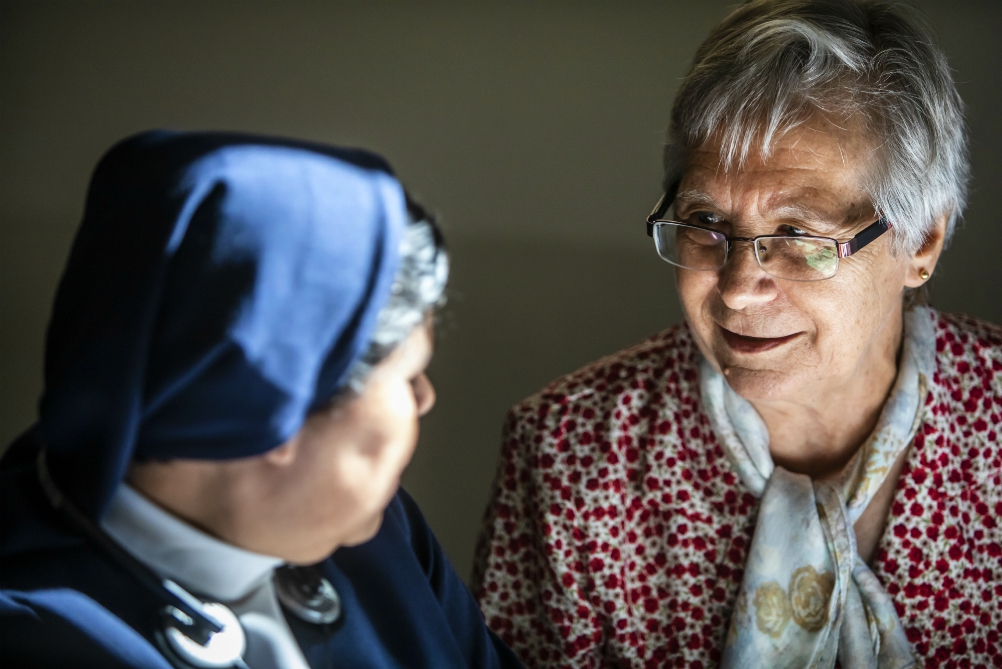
100, 483, 284, 603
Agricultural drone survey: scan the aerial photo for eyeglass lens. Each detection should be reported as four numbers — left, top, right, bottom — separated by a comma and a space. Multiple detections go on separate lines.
652, 222, 840, 281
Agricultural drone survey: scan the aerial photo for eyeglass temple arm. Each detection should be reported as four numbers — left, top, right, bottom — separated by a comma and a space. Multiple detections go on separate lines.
646, 195, 665, 236
646, 182, 680, 237
836, 219, 892, 258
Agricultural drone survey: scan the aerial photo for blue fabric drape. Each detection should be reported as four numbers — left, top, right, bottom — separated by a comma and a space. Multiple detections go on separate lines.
35, 131, 406, 520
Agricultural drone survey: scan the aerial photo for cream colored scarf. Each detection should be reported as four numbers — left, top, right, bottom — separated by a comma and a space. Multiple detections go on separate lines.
701, 307, 935, 669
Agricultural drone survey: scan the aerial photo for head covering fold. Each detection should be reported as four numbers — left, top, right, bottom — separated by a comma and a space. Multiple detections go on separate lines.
36, 131, 407, 519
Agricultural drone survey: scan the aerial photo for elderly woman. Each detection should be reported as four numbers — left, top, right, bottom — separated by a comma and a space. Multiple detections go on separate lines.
0, 132, 522, 668
475, 1, 1000, 667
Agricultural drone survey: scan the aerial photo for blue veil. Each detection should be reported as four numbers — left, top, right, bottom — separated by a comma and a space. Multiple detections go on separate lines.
33, 131, 407, 520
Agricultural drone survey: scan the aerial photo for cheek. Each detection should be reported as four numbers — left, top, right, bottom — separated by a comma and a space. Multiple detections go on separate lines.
789, 258, 905, 365
382, 382, 420, 426
343, 384, 420, 497
676, 269, 713, 319
675, 269, 719, 349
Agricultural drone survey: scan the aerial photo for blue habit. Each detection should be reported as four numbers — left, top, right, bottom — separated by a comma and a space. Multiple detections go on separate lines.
1, 436, 521, 668
0, 131, 522, 668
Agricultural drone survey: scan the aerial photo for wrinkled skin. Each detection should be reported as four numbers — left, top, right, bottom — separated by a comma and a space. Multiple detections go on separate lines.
673, 119, 946, 561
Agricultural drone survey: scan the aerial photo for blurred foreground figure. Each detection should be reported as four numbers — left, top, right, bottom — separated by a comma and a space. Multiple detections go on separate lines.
0, 131, 522, 669
475, 1, 1001, 667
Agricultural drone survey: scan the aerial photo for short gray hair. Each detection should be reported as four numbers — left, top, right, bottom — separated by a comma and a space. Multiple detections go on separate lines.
341, 204, 449, 394
664, 0, 969, 254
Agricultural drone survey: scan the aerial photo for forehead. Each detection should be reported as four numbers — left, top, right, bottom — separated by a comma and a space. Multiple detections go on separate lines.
678, 121, 874, 220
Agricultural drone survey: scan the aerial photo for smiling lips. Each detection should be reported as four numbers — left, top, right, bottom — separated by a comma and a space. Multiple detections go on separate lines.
720, 326, 800, 353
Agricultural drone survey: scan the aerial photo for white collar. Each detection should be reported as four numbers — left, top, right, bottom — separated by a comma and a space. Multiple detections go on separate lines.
100, 483, 284, 603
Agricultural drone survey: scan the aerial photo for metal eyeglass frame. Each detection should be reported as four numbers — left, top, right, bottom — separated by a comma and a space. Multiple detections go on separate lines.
645, 192, 893, 281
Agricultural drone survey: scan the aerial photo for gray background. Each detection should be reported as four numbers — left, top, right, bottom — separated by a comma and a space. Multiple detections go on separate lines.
2, 1, 999, 582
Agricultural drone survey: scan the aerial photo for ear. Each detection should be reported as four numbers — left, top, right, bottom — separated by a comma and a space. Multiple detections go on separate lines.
263, 433, 300, 467
903, 214, 948, 288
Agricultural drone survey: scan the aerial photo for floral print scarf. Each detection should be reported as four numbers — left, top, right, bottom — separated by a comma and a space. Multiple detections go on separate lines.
700, 306, 935, 669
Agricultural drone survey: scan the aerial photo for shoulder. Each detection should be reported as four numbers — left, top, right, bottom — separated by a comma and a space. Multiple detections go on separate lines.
892, 308, 1002, 576
506, 323, 703, 438
1, 457, 168, 668
0, 587, 170, 668
491, 320, 740, 517
1, 541, 167, 668
874, 311, 1002, 659
927, 309, 1002, 428
918, 308, 1000, 472
932, 310, 1002, 385
328, 491, 524, 669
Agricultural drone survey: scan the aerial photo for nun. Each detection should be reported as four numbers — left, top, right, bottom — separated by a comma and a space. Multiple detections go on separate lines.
0, 131, 523, 669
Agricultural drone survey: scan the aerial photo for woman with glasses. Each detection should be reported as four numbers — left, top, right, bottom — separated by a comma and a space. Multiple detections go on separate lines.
0, 131, 523, 668
475, 1, 1000, 667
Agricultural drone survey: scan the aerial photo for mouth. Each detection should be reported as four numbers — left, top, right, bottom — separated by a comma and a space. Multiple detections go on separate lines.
719, 326, 800, 354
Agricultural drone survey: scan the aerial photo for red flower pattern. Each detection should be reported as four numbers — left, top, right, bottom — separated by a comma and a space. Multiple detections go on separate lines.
474, 311, 1002, 668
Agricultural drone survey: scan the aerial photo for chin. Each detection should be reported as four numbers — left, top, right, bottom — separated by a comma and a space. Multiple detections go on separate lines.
706, 334, 818, 402
341, 511, 385, 548
717, 365, 806, 403
283, 514, 386, 564
282, 542, 338, 566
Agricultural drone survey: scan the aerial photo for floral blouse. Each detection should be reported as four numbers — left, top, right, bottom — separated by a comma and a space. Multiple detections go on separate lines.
474, 311, 1001, 668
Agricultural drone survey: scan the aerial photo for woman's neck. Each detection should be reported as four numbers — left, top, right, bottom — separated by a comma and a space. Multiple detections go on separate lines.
752, 313, 903, 479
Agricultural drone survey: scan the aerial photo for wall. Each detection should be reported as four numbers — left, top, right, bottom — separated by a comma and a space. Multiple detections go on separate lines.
2, 0, 999, 581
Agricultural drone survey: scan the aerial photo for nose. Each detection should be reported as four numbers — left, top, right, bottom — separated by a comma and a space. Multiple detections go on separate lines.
716, 240, 779, 310
412, 373, 436, 416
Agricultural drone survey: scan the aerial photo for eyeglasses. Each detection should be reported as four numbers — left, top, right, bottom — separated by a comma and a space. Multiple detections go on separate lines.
645, 194, 893, 282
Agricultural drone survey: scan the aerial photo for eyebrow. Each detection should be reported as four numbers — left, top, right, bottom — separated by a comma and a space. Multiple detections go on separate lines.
674, 189, 719, 210
675, 189, 844, 228
770, 202, 838, 225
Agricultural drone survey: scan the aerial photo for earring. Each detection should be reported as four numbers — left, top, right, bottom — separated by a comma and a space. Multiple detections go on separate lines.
919, 269, 930, 281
